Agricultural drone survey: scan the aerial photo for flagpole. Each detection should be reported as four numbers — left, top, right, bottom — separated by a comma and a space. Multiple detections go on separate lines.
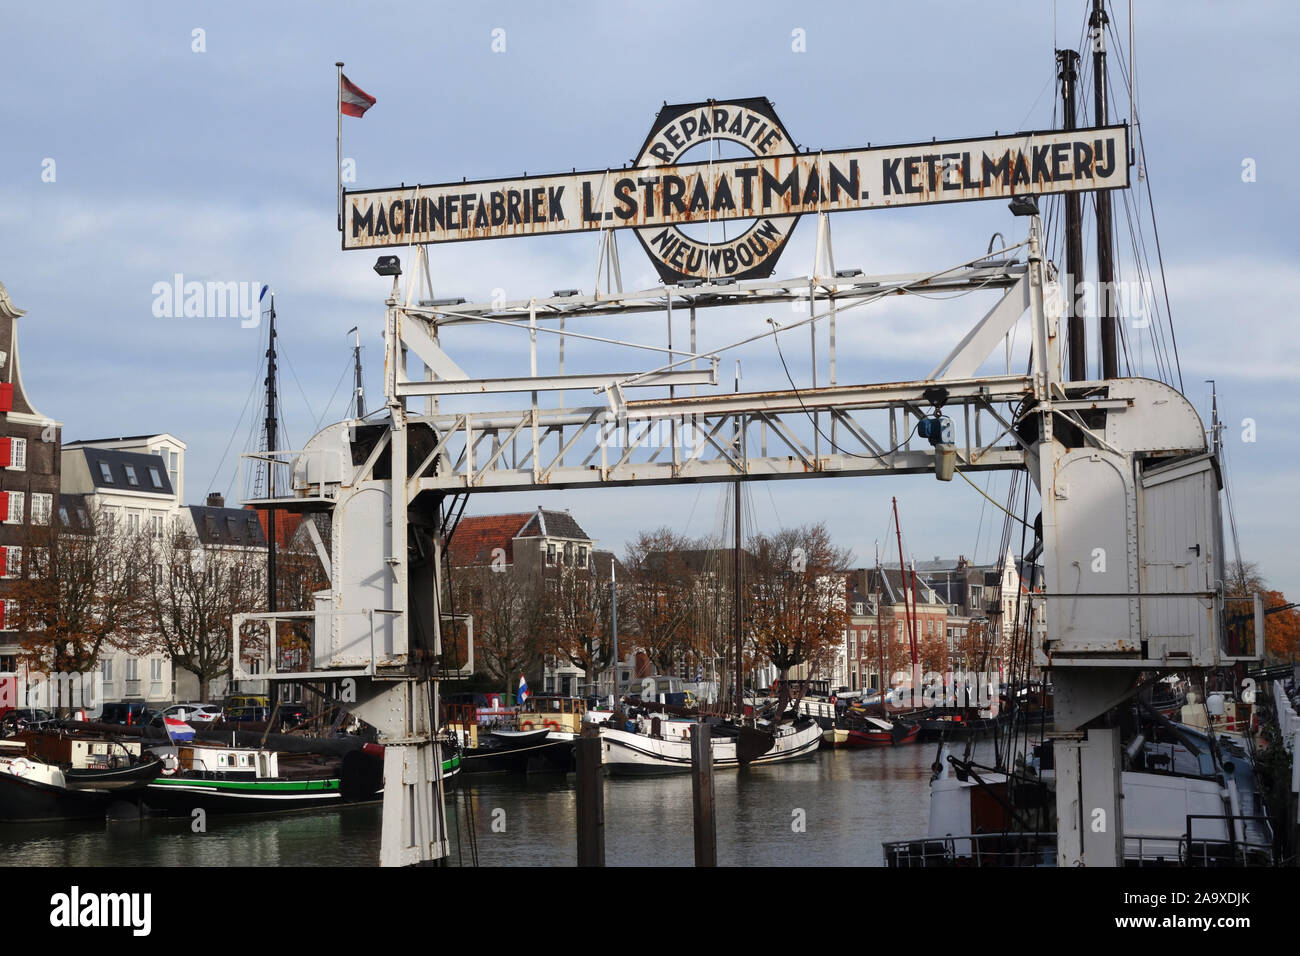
335, 61, 344, 232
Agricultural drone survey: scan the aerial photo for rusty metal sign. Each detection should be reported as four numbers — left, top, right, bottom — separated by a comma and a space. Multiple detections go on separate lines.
343, 97, 1129, 281
628, 98, 799, 282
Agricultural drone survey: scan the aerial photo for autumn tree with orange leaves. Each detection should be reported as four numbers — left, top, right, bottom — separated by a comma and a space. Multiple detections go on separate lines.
1224, 560, 1300, 660
745, 523, 852, 716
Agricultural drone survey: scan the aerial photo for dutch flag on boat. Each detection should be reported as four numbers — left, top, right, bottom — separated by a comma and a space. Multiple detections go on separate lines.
164, 716, 195, 742
518, 674, 529, 705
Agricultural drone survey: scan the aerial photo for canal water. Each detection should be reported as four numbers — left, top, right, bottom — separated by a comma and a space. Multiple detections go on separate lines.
0, 743, 998, 867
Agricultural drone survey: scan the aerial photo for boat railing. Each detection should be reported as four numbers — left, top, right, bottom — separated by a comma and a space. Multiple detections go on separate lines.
882, 832, 1055, 867
1180, 814, 1275, 866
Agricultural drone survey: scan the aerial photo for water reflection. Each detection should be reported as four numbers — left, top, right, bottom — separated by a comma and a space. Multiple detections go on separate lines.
2, 743, 1002, 867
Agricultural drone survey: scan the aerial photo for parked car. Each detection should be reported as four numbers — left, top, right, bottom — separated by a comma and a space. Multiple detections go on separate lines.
277, 705, 313, 730
100, 701, 157, 727
0, 708, 58, 734
225, 706, 271, 723
225, 694, 269, 711
162, 703, 222, 724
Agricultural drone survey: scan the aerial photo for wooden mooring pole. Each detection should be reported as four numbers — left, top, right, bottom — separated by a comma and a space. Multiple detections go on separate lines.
576, 730, 605, 866
691, 722, 717, 866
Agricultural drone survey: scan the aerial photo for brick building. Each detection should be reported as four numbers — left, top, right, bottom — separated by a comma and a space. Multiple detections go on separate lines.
0, 280, 62, 707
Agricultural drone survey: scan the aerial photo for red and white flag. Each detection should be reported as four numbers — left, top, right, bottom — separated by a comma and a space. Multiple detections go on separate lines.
340, 73, 376, 118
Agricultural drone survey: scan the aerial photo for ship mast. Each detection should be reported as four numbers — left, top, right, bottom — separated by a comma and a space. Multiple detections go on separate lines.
731, 360, 743, 719
1057, 47, 1087, 381
264, 293, 278, 621
1092, 0, 1120, 379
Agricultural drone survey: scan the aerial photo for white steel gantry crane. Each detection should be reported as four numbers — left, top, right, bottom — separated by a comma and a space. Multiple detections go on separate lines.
233, 206, 1256, 867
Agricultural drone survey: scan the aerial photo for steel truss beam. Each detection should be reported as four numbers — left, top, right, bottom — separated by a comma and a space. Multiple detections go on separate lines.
409, 264, 1025, 326
408, 374, 1033, 493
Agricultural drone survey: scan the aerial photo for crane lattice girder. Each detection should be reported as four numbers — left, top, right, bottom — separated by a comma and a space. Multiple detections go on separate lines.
407, 374, 1035, 493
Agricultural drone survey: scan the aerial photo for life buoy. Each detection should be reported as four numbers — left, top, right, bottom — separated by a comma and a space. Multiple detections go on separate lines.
521, 720, 536, 730
10, 757, 31, 778
544, 720, 560, 730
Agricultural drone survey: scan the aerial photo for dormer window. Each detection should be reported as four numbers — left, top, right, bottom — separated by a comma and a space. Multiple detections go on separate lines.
124, 464, 139, 487
854, 602, 865, 615
98, 461, 113, 483
149, 467, 163, 488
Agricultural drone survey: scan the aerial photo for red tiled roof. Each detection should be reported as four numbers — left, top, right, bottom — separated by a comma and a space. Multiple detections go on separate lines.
447, 513, 535, 567
245, 505, 303, 548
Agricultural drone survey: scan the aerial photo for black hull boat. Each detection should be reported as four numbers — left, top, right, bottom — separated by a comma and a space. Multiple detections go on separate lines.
134, 743, 402, 817
0, 764, 117, 823
462, 729, 574, 775
0, 734, 160, 823
66, 759, 164, 791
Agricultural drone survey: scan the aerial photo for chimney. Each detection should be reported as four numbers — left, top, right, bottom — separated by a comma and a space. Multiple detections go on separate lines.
206, 492, 225, 508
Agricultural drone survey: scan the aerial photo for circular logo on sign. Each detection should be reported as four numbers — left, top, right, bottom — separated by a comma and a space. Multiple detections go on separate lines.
632, 98, 800, 283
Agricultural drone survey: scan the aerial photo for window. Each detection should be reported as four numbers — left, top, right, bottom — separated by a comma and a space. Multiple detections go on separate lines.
854, 602, 864, 615
578, 546, 588, 567
0, 653, 16, 672
167, 450, 179, 489
150, 658, 163, 681
125, 658, 139, 681
151, 514, 164, 537
0, 601, 14, 632
564, 542, 573, 565
101, 658, 113, 682
6, 491, 23, 524
148, 467, 163, 488
127, 512, 141, 533
58, 505, 69, 526
546, 543, 556, 566
2, 546, 20, 579
124, 464, 139, 487
98, 460, 113, 483
31, 493, 52, 526
7, 438, 25, 471
31, 548, 49, 578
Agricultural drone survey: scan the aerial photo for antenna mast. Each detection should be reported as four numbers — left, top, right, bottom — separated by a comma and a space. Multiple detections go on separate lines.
349, 326, 365, 419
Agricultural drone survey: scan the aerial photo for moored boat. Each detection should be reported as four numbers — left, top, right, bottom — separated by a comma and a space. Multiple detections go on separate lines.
821, 726, 850, 748
461, 728, 574, 775
842, 717, 921, 748
0, 739, 130, 823
598, 715, 822, 776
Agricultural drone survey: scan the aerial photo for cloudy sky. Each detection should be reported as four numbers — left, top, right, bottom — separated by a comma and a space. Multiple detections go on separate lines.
2, 1, 1297, 595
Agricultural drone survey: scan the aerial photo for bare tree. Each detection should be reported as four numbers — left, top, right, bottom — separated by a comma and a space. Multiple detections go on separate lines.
1224, 559, 1265, 597
137, 524, 264, 700
622, 528, 700, 674
12, 504, 149, 704
452, 563, 550, 693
